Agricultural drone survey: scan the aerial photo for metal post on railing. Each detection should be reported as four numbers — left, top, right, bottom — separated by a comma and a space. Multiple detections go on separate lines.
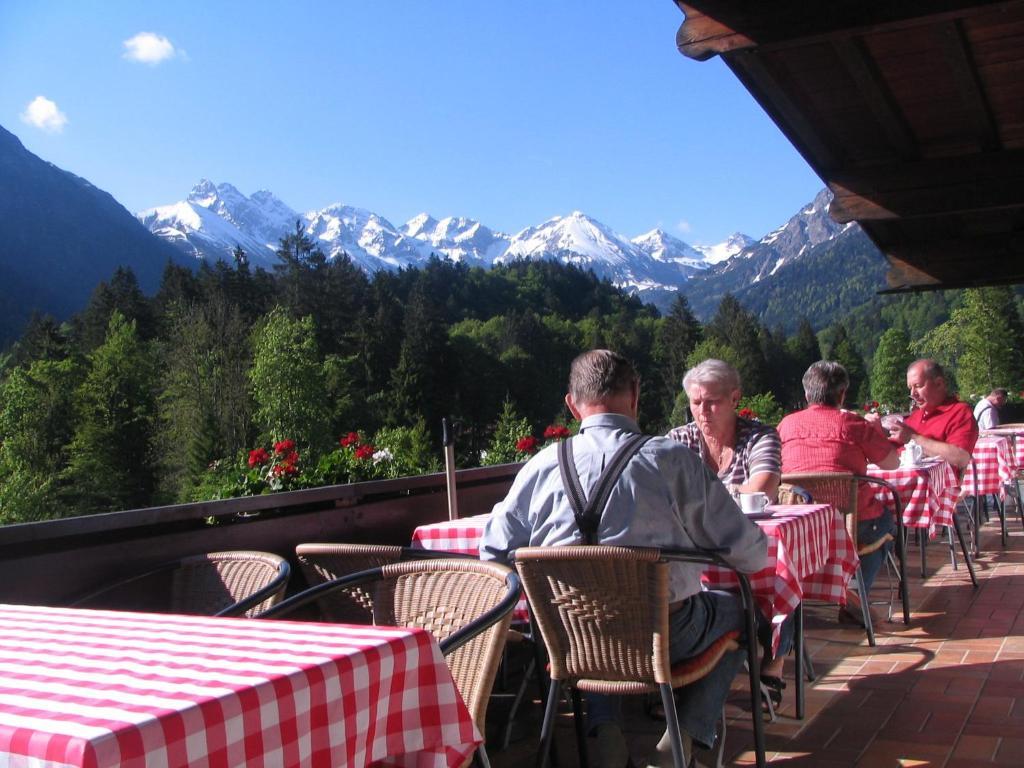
442, 417, 459, 521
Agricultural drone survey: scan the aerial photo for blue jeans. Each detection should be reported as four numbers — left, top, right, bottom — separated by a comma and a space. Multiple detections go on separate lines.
587, 590, 751, 750
857, 509, 895, 593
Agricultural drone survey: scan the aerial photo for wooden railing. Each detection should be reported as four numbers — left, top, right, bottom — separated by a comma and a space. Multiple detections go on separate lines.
0, 463, 521, 606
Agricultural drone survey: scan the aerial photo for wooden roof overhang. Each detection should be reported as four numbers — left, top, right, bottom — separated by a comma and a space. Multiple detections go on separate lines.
672, 0, 1024, 291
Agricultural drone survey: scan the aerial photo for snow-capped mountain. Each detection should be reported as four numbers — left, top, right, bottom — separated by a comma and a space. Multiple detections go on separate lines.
692, 233, 755, 264
402, 214, 510, 266
631, 228, 709, 280
139, 180, 853, 300
138, 180, 297, 266
304, 204, 424, 272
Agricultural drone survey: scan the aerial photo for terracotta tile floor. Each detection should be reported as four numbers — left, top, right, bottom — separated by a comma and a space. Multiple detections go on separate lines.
492, 499, 1024, 767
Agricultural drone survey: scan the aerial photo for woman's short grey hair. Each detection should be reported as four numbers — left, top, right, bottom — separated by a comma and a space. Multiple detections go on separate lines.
803, 360, 849, 406
568, 349, 638, 404
682, 359, 741, 394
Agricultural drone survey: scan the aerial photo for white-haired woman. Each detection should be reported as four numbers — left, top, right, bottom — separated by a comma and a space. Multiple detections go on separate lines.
668, 359, 781, 501
668, 358, 788, 700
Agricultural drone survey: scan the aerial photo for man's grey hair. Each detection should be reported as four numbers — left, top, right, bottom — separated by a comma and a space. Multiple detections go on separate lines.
568, 349, 638, 404
909, 358, 946, 382
803, 360, 849, 406
991, 387, 1009, 398
682, 359, 741, 394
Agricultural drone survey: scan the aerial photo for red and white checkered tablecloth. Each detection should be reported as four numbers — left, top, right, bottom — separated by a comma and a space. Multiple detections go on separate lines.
868, 458, 959, 534
981, 427, 1024, 471
412, 515, 530, 622
0, 603, 479, 768
413, 506, 857, 656
703, 504, 858, 654
963, 436, 1015, 497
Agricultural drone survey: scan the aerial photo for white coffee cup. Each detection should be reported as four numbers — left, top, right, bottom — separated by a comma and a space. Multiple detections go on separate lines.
739, 492, 769, 514
900, 440, 923, 467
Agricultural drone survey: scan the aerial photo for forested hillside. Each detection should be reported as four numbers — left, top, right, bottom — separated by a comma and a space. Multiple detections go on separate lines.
2, 224, 1023, 524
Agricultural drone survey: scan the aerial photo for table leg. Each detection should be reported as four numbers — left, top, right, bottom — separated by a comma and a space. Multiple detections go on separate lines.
950, 516, 979, 588
794, 602, 805, 720
997, 495, 1007, 547
919, 528, 927, 577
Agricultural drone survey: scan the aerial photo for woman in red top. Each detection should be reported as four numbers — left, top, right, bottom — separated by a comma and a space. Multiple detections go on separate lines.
778, 361, 899, 619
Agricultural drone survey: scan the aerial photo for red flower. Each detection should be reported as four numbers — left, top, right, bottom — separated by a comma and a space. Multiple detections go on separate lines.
354, 443, 375, 461
516, 436, 540, 454
339, 431, 361, 448
247, 447, 270, 467
543, 425, 571, 440
273, 439, 295, 455
272, 461, 299, 477
738, 408, 757, 420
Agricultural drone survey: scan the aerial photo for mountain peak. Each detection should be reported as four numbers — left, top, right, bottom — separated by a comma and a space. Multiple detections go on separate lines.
187, 179, 218, 205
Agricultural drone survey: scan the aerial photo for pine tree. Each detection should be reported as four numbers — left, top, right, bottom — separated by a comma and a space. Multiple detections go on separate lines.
787, 318, 822, 375
827, 324, 870, 404
653, 295, 702, 425
62, 312, 157, 513
871, 328, 913, 410
0, 358, 81, 522
705, 294, 769, 395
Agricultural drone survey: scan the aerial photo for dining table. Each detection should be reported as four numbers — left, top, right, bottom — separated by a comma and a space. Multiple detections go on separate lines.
868, 458, 976, 585
963, 435, 1017, 547
0, 603, 480, 768
411, 502, 857, 720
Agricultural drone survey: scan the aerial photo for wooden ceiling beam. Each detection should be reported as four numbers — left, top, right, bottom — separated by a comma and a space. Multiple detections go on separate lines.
830, 37, 920, 160
827, 147, 1024, 221
934, 19, 1002, 151
726, 50, 840, 170
674, 0, 1019, 60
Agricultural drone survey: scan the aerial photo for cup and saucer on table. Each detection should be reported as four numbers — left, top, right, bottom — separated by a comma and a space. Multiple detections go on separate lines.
739, 491, 774, 520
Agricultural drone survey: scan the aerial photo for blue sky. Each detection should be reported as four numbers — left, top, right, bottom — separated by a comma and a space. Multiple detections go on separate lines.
0, 1, 823, 245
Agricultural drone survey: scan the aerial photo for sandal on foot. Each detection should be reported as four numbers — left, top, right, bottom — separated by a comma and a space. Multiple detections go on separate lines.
760, 675, 786, 707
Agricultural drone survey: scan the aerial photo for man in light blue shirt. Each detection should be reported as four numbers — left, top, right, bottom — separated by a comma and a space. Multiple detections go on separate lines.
481, 349, 767, 766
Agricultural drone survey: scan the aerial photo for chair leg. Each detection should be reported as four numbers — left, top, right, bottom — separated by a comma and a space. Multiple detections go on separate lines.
854, 566, 876, 646
917, 528, 927, 577
802, 644, 816, 682
537, 679, 562, 768
951, 514, 979, 588
896, 518, 911, 624
475, 745, 492, 768
659, 683, 687, 768
570, 687, 589, 768
501, 657, 535, 750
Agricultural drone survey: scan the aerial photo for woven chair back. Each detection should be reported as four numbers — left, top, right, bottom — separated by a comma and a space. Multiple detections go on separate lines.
170, 551, 288, 617
295, 544, 405, 622
514, 546, 672, 693
372, 559, 516, 733
781, 471, 858, 541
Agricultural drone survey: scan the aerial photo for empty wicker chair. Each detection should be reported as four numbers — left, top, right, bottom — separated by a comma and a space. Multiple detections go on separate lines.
70, 551, 290, 617
260, 558, 520, 768
514, 545, 765, 768
780, 472, 879, 645
295, 543, 471, 622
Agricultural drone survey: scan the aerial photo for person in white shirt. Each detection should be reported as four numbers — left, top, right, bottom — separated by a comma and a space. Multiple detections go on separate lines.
974, 388, 1007, 430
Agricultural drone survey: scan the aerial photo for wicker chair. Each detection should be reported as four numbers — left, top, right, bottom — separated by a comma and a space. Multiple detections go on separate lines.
70, 551, 290, 618
260, 558, 520, 768
780, 472, 881, 645
295, 543, 470, 623
513, 545, 765, 768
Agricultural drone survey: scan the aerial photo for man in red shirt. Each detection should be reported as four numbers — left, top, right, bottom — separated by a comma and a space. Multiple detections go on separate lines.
888, 359, 978, 470
778, 361, 899, 621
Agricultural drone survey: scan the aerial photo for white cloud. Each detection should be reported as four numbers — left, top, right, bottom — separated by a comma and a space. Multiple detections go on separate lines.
676, 219, 692, 234
123, 32, 178, 65
20, 96, 68, 133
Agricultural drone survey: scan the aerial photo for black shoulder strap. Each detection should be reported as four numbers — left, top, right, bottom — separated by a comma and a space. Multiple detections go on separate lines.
557, 433, 654, 545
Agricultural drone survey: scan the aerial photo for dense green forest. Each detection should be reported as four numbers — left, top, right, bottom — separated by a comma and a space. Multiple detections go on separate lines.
2, 228, 1023, 524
